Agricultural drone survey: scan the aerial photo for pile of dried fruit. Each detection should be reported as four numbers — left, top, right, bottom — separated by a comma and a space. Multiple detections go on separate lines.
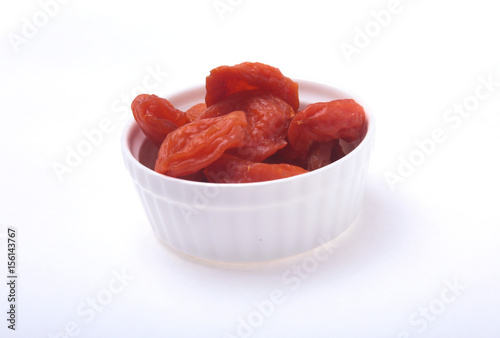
131, 62, 365, 183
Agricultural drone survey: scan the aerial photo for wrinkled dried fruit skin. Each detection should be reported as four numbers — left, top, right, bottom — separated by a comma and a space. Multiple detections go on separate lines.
307, 141, 336, 171
185, 102, 207, 122
288, 99, 365, 158
132, 94, 188, 147
331, 140, 346, 162
306, 140, 346, 171
204, 154, 309, 183
199, 90, 295, 162
205, 62, 300, 112
154, 111, 248, 177
266, 144, 307, 169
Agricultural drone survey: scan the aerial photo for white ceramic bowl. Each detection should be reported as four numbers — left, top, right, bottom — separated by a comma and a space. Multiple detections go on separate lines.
121, 79, 375, 263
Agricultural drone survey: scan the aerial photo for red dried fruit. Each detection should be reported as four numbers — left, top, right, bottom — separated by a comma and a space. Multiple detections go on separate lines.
131, 63, 367, 183
205, 62, 300, 112
306, 140, 346, 171
307, 141, 336, 171
288, 99, 365, 157
178, 169, 208, 182
199, 90, 295, 162
132, 94, 188, 147
204, 154, 309, 183
185, 102, 207, 122
266, 143, 307, 169
330, 140, 347, 163
154, 111, 248, 177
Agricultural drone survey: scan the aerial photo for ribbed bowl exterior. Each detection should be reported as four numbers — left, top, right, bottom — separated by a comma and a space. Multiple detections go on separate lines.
121, 79, 375, 263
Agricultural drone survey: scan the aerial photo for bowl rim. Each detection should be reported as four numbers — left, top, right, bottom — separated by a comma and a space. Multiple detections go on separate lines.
121, 78, 375, 188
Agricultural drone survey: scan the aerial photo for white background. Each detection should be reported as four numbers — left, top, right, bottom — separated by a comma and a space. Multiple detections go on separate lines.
1, 0, 500, 337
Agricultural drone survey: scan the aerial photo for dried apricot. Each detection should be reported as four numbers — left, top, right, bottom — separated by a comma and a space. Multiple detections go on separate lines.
155, 111, 248, 177
288, 99, 365, 157
199, 90, 295, 162
131, 63, 367, 183
205, 62, 300, 112
307, 141, 335, 171
204, 154, 308, 183
132, 94, 188, 147
306, 140, 346, 171
330, 140, 347, 162
185, 102, 207, 122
